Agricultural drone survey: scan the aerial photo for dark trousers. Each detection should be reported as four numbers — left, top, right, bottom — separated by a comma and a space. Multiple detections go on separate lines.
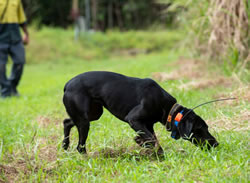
0, 41, 25, 97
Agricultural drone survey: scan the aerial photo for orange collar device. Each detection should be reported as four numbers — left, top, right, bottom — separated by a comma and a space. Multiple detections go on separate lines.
166, 103, 184, 139
166, 103, 182, 131
174, 110, 184, 127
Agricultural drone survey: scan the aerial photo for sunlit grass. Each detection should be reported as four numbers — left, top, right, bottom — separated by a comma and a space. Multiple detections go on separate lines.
0, 28, 249, 182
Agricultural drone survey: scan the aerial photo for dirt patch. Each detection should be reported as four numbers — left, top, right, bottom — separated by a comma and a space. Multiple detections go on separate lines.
179, 77, 233, 90
152, 58, 238, 90
0, 165, 18, 183
0, 158, 35, 183
91, 147, 129, 158
39, 145, 58, 162
1, 135, 59, 182
207, 109, 250, 131
35, 116, 61, 128
213, 86, 250, 105
198, 81, 248, 135
152, 59, 205, 81
208, 86, 250, 131
3, 158, 56, 182
35, 136, 58, 162
91, 146, 161, 160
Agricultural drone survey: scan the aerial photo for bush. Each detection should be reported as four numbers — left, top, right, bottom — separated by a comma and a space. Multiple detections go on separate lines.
177, 0, 249, 68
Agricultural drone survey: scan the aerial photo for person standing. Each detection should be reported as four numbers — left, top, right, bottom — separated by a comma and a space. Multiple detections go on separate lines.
0, 0, 29, 98
71, 0, 87, 40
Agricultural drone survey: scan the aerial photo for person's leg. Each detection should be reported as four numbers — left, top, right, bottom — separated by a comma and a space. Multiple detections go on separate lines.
9, 41, 25, 96
0, 43, 11, 97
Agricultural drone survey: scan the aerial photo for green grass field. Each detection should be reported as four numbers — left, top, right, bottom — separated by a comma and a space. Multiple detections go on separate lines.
0, 28, 249, 182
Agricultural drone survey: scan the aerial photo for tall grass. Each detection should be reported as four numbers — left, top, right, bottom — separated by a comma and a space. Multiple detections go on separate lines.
174, 0, 249, 71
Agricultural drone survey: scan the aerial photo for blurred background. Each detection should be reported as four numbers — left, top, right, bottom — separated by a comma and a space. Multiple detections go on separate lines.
21, 0, 249, 68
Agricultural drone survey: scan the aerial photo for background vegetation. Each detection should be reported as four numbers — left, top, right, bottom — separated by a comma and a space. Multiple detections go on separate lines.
22, 0, 180, 29
0, 0, 249, 182
22, 0, 249, 67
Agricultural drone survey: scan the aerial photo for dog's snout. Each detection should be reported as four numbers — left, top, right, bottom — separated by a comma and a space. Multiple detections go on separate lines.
208, 139, 219, 148
212, 141, 219, 148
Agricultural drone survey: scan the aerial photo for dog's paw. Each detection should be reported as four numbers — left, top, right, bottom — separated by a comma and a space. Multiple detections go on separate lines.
62, 139, 70, 150
77, 145, 87, 154
134, 136, 158, 148
156, 146, 164, 156
134, 136, 145, 146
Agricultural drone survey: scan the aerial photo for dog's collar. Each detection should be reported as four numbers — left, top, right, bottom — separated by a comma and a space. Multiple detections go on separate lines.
171, 109, 184, 139
165, 103, 185, 139
166, 103, 182, 130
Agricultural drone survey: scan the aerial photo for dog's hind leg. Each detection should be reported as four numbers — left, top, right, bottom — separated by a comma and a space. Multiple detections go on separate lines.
62, 118, 75, 150
75, 120, 90, 154
63, 91, 91, 154
72, 95, 92, 154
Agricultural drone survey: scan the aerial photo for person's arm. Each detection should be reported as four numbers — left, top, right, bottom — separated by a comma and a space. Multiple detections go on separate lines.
18, 0, 29, 45
20, 23, 29, 45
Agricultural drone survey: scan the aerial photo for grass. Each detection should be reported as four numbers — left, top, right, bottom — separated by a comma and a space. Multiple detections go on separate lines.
0, 27, 249, 182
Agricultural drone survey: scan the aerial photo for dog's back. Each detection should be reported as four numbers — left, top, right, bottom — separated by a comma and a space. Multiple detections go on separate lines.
63, 71, 175, 121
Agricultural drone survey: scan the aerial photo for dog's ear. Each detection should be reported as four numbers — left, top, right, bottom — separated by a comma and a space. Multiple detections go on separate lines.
194, 115, 208, 129
171, 126, 181, 140
177, 115, 194, 139
162, 109, 167, 124
162, 109, 172, 131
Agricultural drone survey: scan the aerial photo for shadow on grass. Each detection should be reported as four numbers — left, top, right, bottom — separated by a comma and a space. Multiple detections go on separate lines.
90, 147, 165, 161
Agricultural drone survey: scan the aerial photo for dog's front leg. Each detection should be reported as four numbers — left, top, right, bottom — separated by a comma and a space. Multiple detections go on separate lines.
147, 125, 164, 155
133, 131, 164, 155
125, 105, 164, 155
129, 121, 156, 148
125, 105, 156, 147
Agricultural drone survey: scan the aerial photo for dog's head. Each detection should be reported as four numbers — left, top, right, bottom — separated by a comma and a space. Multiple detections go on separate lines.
167, 109, 219, 149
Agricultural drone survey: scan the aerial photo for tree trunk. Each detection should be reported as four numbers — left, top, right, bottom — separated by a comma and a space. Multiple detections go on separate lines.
115, 2, 123, 29
91, 0, 98, 30
85, 0, 91, 30
108, 0, 113, 28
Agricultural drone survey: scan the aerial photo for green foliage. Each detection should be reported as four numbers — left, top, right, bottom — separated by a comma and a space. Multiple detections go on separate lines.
26, 27, 183, 64
0, 28, 249, 182
23, 0, 71, 28
172, 0, 249, 73
22, 0, 182, 29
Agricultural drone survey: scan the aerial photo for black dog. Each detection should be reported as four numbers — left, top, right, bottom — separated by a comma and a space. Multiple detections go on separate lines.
62, 71, 218, 154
